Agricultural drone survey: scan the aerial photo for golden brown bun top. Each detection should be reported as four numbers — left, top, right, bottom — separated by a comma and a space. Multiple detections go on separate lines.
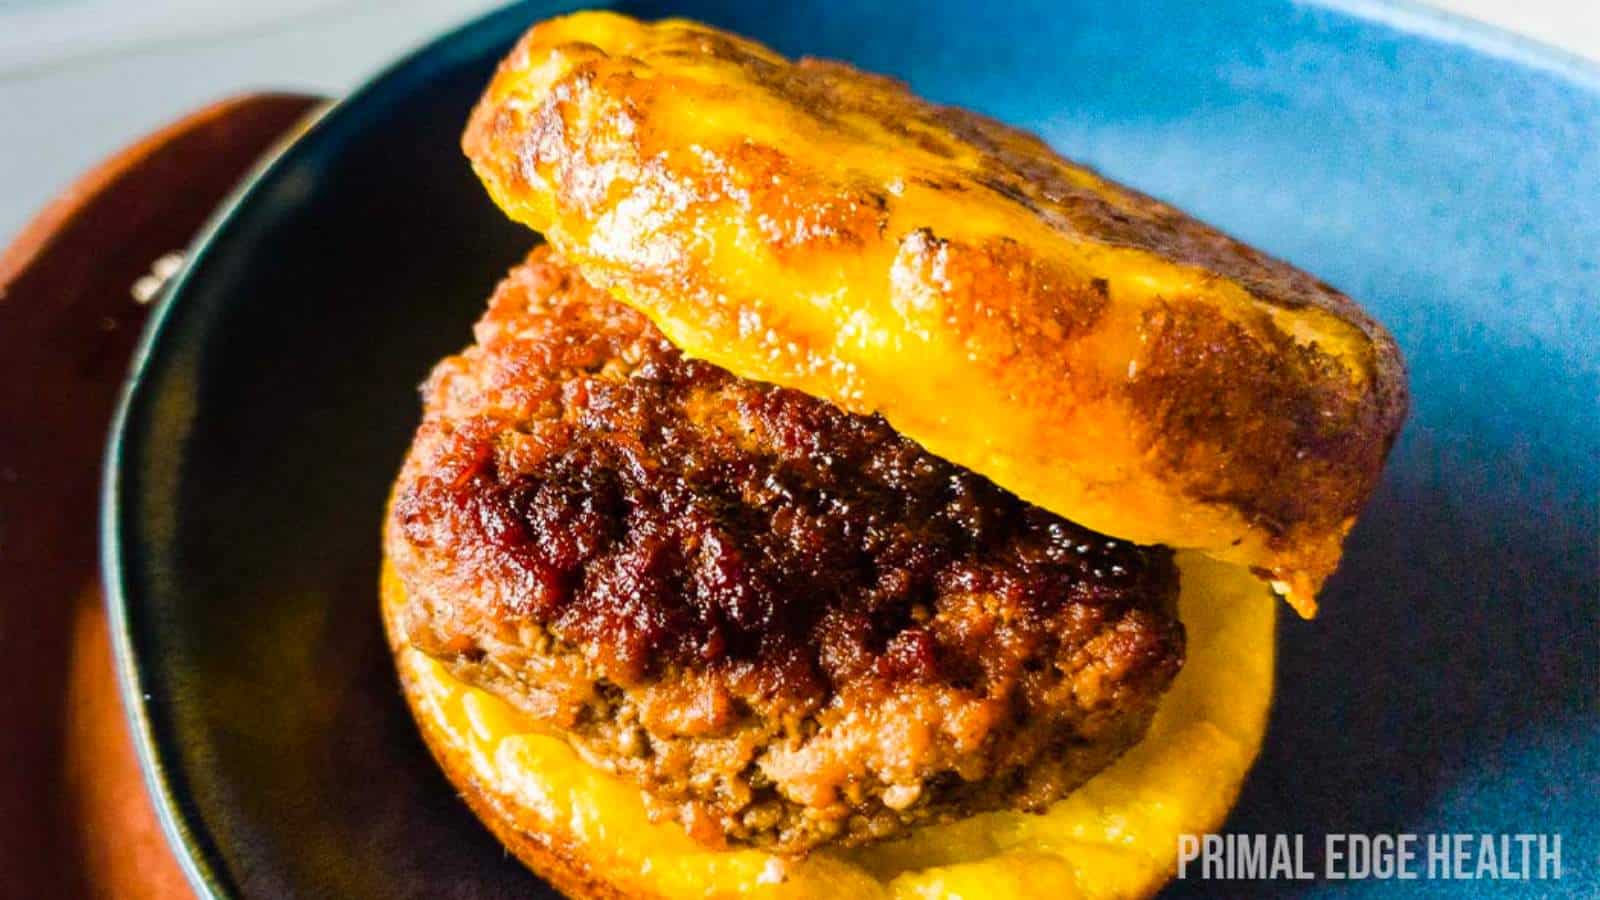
462, 11, 1408, 614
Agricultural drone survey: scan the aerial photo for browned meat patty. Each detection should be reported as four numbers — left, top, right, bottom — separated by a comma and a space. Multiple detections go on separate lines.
386, 247, 1185, 854
464, 13, 1410, 616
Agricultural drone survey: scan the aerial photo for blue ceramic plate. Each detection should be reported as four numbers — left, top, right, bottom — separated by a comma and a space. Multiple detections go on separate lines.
103, 1, 1598, 897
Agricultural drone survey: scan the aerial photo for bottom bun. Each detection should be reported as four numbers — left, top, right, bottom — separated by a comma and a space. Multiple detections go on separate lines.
382, 552, 1274, 900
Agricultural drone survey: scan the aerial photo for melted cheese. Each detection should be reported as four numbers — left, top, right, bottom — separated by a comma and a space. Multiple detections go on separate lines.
462, 13, 1411, 615
396, 553, 1274, 898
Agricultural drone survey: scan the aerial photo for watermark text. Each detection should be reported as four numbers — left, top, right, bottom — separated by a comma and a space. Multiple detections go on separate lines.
1176, 833, 1562, 881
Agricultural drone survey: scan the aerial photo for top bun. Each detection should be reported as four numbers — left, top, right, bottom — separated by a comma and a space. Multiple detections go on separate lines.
463, 12, 1407, 614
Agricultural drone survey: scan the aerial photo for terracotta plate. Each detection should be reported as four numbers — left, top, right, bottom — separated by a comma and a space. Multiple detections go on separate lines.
102, 1, 1599, 897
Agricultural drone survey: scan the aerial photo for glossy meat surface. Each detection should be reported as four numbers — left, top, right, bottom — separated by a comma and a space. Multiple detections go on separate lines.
386, 248, 1184, 852
463, 12, 1409, 613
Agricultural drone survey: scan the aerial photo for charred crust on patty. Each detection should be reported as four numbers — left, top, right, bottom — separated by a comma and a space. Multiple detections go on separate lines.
387, 247, 1185, 854
462, 13, 1410, 613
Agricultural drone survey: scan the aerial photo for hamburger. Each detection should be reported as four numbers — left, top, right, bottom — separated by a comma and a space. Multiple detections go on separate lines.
381, 12, 1408, 898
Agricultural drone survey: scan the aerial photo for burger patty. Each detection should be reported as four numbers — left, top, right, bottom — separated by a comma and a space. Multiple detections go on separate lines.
464, 13, 1411, 616
387, 247, 1185, 854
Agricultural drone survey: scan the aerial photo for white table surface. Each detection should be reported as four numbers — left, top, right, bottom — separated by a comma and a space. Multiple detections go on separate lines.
1, 0, 1596, 245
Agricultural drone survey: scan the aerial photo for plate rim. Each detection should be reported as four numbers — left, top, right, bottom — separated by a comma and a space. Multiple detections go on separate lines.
99, 2, 599, 894
1312, 0, 1600, 90
97, 1, 1600, 897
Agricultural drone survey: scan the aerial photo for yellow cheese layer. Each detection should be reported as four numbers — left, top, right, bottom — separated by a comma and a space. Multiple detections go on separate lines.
396, 552, 1274, 899
462, 12, 1412, 615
